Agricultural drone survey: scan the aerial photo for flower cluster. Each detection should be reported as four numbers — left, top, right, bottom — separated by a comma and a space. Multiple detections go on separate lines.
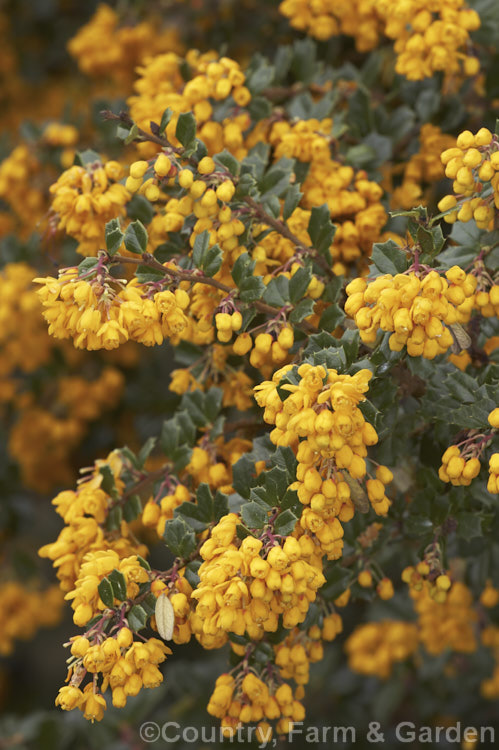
0, 264, 53, 396
49, 160, 130, 256
191, 513, 325, 643
279, 0, 481, 80
38, 451, 148, 593
438, 445, 481, 486
402, 563, 452, 604
56, 630, 171, 720
207, 670, 305, 740
391, 124, 455, 209
409, 581, 477, 655
67, 3, 183, 86
438, 128, 499, 228
142, 484, 192, 538
345, 267, 477, 358
34, 268, 189, 350
345, 621, 419, 678
128, 51, 250, 158
0, 582, 64, 655
9, 367, 124, 491
265, 119, 387, 274
278, 0, 382, 50
376, 0, 481, 81
0, 145, 45, 237
65, 550, 150, 627
274, 613, 343, 685
255, 364, 392, 558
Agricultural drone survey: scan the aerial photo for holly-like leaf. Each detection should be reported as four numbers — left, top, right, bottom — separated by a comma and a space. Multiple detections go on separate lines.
105, 218, 124, 256
124, 220, 148, 254
241, 502, 268, 530
371, 240, 409, 275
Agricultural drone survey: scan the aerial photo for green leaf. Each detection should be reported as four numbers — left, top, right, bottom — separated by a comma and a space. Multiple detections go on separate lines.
123, 494, 143, 522
108, 570, 127, 601
263, 276, 290, 306
105, 506, 122, 531
456, 512, 483, 541
308, 204, 335, 256
124, 220, 148, 254
127, 194, 155, 224
289, 298, 315, 323
289, 266, 312, 303
371, 240, 409, 275
241, 502, 268, 530
192, 231, 223, 277
283, 184, 303, 221
99, 465, 118, 498
98, 578, 115, 608
73, 148, 100, 167
319, 303, 344, 331
163, 517, 196, 557
159, 107, 173, 135
127, 604, 148, 631
274, 509, 298, 536
137, 555, 151, 571
259, 158, 294, 198
105, 218, 124, 256
248, 96, 272, 121
137, 437, 157, 467
78, 257, 99, 274
124, 123, 139, 145
236, 524, 258, 540
214, 149, 240, 176
175, 112, 196, 148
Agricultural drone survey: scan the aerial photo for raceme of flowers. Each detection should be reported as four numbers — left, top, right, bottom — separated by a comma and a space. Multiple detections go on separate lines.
279, 0, 481, 81
345, 266, 477, 358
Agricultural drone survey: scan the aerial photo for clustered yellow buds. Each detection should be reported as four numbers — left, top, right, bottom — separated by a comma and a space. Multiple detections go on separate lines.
481, 626, 499, 699
65, 550, 149, 627
409, 580, 477, 655
345, 621, 419, 678
473, 284, 499, 319
215, 310, 243, 342
346, 267, 477, 358
56, 631, 171, 720
488, 453, 499, 494
67, 3, 182, 84
255, 364, 393, 559
238, 325, 295, 370
279, 0, 480, 81
142, 484, 192, 537
34, 269, 189, 350
207, 671, 305, 740
278, 0, 382, 50
0, 145, 45, 237
126, 153, 176, 200
49, 161, 130, 256
402, 563, 452, 604
274, 614, 342, 686
438, 128, 499, 228
128, 51, 250, 158
438, 446, 481, 485
392, 124, 456, 210
191, 513, 325, 644
376, 0, 481, 81
39, 451, 149, 593
0, 582, 64, 656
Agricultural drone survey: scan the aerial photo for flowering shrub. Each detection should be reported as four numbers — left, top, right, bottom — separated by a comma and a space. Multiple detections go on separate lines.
1, 1, 499, 747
